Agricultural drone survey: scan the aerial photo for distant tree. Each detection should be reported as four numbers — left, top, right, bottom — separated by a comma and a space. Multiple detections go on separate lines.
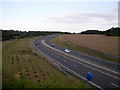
81, 30, 104, 34
73, 32, 76, 34
105, 27, 120, 36
80, 27, 120, 36
2, 30, 71, 41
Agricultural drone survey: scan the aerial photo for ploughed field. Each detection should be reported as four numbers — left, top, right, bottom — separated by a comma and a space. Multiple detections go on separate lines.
61, 34, 119, 57
2, 37, 86, 88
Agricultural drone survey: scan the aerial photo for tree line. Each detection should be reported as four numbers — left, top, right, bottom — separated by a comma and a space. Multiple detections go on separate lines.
1, 27, 120, 41
1, 30, 71, 41
80, 27, 120, 36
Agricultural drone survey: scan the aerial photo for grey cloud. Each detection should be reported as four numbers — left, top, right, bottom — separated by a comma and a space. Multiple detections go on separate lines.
80, 13, 116, 21
48, 12, 117, 24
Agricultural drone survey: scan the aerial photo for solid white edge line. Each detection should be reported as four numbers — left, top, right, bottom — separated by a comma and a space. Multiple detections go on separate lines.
40, 39, 120, 80
33, 39, 103, 89
111, 83, 119, 87
47, 45, 120, 80
41, 39, 120, 80
42, 39, 120, 75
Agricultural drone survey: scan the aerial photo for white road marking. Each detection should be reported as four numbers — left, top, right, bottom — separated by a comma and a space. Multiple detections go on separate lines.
46, 54, 103, 89
39, 42, 116, 80
111, 83, 119, 87
33, 39, 103, 89
64, 60, 66, 62
42, 40, 120, 75
98, 61, 102, 63
41, 40, 120, 80
73, 65, 77, 67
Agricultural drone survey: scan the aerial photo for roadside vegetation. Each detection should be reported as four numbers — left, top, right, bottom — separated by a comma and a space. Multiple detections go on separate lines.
1, 30, 71, 41
51, 36, 119, 63
2, 27, 119, 88
80, 27, 120, 36
1, 27, 120, 41
2, 37, 88, 88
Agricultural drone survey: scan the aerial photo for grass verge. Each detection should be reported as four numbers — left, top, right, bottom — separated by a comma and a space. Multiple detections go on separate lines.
2, 37, 89, 88
51, 36, 119, 63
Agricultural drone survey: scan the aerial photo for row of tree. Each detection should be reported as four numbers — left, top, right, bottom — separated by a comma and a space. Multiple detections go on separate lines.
1, 30, 71, 41
80, 27, 120, 36
1, 27, 120, 41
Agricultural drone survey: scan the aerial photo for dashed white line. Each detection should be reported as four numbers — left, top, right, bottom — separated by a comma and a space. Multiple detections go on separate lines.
56, 56, 59, 58
111, 83, 119, 87
33, 39, 103, 89
41, 39, 120, 80
73, 65, 77, 67
47, 55, 103, 89
64, 60, 66, 62
98, 61, 102, 63
42, 40, 120, 75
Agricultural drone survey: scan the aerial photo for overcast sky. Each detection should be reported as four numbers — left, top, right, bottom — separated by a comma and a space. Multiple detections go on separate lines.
0, 0, 119, 33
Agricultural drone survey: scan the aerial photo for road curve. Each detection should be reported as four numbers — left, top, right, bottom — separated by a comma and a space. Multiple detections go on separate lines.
34, 35, 120, 89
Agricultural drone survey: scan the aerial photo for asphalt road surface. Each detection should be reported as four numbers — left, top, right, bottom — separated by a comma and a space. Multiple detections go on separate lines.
34, 35, 120, 89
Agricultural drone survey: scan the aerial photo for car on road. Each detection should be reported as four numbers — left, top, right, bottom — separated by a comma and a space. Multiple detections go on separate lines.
64, 49, 70, 53
63, 48, 66, 50
51, 44, 55, 47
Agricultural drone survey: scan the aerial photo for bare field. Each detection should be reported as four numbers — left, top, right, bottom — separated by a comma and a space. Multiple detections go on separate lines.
61, 34, 119, 57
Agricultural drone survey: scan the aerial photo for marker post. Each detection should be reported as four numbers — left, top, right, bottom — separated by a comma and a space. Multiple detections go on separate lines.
87, 72, 94, 88
87, 79, 89, 88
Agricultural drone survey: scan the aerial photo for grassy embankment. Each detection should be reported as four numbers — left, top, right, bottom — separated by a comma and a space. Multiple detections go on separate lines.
2, 37, 88, 88
51, 36, 119, 63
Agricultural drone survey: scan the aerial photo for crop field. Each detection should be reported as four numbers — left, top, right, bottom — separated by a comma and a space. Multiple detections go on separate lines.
2, 37, 87, 88
62, 34, 119, 56
51, 34, 119, 63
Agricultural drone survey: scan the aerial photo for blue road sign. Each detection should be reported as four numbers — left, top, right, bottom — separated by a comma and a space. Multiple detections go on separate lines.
87, 72, 94, 81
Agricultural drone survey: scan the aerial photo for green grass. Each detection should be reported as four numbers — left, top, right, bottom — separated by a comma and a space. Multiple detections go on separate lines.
2, 37, 88, 88
51, 36, 119, 63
